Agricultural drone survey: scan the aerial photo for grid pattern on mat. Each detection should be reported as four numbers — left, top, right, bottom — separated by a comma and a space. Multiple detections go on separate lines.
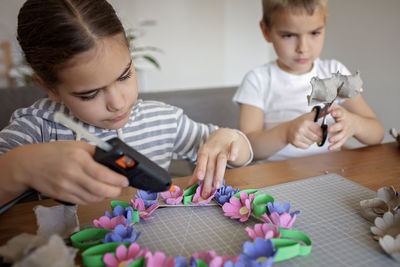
127, 173, 398, 266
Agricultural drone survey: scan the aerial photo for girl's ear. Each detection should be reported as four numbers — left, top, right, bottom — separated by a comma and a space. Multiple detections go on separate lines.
33, 74, 61, 102
259, 20, 272, 43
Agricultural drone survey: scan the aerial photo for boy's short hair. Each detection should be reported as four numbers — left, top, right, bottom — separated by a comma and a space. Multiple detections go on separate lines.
262, 0, 328, 28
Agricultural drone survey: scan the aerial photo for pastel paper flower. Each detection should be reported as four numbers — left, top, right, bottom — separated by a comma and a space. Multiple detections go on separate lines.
267, 201, 300, 217
130, 198, 159, 220
262, 212, 296, 229
237, 238, 277, 267
160, 185, 184, 205
214, 182, 240, 205
103, 224, 141, 243
145, 251, 187, 267
190, 250, 234, 267
222, 191, 256, 222
103, 243, 148, 267
93, 215, 126, 230
135, 190, 159, 208
245, 223, 281, 241
191, 183, 217, 206
105, 205, 134, 225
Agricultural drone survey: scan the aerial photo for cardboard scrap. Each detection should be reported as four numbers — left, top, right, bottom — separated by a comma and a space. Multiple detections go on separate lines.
34, 205, 80, 238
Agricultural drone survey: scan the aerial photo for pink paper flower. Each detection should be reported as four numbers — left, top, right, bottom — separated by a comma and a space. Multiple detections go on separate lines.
262, 212, 297, 229
191, 183, 217, 205
130, 198, 159, 220
144, 251, 177, 267
103, 243, 148, 267
191, 250, 236, 267
222, 191, 256, 222
160, 185, 184, 205
245, 223, 281, 241
93, 215, 126, 230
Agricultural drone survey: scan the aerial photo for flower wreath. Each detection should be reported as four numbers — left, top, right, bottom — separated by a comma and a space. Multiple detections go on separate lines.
70, 181, 312, 267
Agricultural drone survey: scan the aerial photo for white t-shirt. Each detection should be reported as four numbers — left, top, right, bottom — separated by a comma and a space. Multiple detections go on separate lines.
233, 58, 355, 162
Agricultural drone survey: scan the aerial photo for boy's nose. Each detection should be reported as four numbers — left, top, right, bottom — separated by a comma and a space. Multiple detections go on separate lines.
296, 36, 308, 54
106, 85, 125, 112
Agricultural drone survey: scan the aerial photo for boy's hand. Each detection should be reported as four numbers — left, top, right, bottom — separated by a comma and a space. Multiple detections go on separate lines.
8, 141, 129, 205
327, 103, 358, 150
287, 111, 322, 149
188, 128, 248, 199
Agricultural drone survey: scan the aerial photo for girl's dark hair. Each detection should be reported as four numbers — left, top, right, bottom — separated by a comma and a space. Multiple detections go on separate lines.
17, 0, 127, 87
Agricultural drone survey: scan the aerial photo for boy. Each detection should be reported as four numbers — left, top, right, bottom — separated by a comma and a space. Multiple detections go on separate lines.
233, 0, 383, 162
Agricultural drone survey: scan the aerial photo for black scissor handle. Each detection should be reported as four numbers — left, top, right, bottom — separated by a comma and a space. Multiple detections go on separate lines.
318, 124, 328, 147
311, 105, 328, 147
312, 106, 321, 122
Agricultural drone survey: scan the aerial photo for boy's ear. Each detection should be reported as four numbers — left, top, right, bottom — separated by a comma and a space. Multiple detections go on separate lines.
33, 74, 62, 102
259, 21, 272, 43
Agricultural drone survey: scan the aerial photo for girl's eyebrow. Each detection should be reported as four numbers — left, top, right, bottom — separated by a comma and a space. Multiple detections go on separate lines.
71, 59, 132, 95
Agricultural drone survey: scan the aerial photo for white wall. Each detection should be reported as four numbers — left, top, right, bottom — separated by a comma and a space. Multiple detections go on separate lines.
322, 0, 400, 144
109, 0, 271, 91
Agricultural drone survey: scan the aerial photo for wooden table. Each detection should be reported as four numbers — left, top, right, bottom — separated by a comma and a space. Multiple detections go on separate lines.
1, 142, 399, 246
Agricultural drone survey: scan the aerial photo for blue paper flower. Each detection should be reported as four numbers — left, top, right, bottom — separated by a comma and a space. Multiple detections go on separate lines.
236, 238, 277, 267
215, 181, 240, 205
103, 224, 141, 243
267, 201, 300, 217
135, 190, 159, 208
105, 205, 134, 225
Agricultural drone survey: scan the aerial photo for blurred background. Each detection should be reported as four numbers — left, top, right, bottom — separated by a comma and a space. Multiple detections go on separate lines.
0, 0, 399, 144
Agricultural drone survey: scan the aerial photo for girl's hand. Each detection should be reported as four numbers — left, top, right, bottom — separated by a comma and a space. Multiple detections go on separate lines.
327, 103, 358, 150
287, 111, 322, 149
5, 141, 129, 205
188, 128, 249, 198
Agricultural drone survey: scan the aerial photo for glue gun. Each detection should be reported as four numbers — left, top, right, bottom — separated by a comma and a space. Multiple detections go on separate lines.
94, 137, 171, 192
54, 112, 172, 193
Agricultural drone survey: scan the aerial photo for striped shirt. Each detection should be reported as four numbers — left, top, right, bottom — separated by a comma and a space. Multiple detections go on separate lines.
0, 98, 218, 170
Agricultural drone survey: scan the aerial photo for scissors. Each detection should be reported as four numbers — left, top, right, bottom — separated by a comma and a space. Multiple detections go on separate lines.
311, 81, 344, 147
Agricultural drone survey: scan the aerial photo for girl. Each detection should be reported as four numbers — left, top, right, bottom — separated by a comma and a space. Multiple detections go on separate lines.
0, 0, 252, 206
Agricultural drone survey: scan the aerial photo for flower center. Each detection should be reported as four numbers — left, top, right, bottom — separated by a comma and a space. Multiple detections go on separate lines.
257, 256, 268, 263
119, 260, 128, 267
239, 206, 249, 215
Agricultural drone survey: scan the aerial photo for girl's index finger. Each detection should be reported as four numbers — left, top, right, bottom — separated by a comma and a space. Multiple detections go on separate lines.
229, 140, 239, 162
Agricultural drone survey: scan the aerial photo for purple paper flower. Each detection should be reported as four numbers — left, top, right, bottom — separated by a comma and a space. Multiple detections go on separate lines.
130, 198, 159, 220
160, 185, 184, 205
135, 190, 159, 208
245, 223, 281, 241
222, 191, 256, 222
93, 215, 126, 230
105, 205, 134, 225
103, 243, 148, 267
237, 238, 277, 267
103, 224, 141, 243
191, 183, 217, 206
267, 201, 300, 217
262, 212, 297, 229
145, 251, 187, 267
214, 182, 240, 205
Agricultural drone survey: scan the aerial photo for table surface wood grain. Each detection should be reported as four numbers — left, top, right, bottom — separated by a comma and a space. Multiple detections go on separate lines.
1, 142, 399, 246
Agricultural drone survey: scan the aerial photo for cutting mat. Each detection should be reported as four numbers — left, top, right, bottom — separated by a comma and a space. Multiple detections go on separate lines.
128, 174, 398, 266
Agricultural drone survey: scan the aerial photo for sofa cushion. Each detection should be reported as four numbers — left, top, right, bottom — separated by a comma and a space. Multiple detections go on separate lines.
0, 85, 46, 130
